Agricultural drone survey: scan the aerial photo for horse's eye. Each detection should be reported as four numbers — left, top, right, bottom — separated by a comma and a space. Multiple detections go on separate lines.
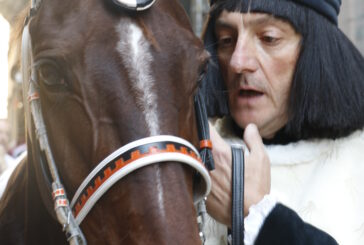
36, 62, 67, 88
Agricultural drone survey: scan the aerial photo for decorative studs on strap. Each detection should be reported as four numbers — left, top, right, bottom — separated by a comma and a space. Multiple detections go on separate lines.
199, 140, 213, 150
53, 188, 69, 209
55, 199, 69, 208
53, 188, 65, 199
28, 92, 40, 102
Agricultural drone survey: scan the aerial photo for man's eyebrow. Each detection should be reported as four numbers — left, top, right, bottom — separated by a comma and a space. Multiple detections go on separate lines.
246, 15, 276, 26
215, 19, 235, 30
215, 14, 280, 30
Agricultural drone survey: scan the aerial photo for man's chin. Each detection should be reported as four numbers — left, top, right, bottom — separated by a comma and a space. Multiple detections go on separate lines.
232, 113, 260, 130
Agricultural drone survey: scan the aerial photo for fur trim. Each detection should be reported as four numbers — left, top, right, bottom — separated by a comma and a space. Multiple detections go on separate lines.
212, 116, 364, 166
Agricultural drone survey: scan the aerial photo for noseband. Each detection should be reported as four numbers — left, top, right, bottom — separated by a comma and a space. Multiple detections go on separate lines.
70, 135, 211, 225
21, 1, 213, 244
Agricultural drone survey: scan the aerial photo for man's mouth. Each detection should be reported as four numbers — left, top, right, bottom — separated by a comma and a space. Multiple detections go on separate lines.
238, 89, 264, 98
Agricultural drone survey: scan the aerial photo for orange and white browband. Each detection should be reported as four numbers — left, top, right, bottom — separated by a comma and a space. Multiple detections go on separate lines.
70, 135, 211, 225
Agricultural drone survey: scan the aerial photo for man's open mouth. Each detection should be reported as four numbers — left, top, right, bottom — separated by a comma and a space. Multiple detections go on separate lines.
238, 89, 264, 97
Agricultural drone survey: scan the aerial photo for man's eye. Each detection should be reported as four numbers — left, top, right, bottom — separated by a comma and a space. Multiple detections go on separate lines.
261, 35, 280, 45
218, 36, 234, 48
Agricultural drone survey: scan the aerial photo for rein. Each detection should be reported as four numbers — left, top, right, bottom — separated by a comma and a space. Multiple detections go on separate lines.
21, 0, 214, 244
231, 147, 245, 245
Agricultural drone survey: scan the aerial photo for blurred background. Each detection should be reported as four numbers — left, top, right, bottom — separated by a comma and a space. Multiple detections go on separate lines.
0, 0, 363, 171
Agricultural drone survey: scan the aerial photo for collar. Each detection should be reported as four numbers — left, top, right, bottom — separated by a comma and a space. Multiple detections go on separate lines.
213, 117, 364, 166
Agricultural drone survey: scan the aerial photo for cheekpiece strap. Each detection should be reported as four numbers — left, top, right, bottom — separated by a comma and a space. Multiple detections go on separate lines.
194, 91, 215, 170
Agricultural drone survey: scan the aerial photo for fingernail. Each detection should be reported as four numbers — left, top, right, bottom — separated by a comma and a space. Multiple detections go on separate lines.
246, 123, 258, 132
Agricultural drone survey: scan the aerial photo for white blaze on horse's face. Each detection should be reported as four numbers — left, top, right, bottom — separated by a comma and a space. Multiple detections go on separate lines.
116, 20, 160, 136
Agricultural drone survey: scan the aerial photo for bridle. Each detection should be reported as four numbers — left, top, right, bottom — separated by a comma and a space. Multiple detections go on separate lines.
21, 0, 214, 244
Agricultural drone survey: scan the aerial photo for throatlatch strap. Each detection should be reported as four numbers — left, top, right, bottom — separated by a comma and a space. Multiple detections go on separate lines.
194, 91, 215, 170
231, 146, 245, 245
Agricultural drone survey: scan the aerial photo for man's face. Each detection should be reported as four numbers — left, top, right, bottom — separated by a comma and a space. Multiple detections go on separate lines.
215, 11, 301, 139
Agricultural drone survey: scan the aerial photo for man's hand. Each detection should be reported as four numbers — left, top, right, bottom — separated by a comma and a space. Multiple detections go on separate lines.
243, 124, 271, 216
206, 123, 271, 227
206, 122, 232, 226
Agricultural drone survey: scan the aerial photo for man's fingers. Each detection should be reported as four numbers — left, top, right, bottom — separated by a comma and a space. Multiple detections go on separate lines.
209, 122, 220, 142
243, 124, 264, 153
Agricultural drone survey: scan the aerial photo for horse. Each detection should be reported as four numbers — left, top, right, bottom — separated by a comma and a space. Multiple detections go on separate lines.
0, 0, 213, 244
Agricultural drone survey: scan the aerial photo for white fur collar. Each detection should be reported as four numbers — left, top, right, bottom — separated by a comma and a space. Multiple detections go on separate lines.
212, 117, 364, 166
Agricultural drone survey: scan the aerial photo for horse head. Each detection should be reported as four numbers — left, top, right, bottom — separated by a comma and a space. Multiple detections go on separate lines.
20, 0, 211, 244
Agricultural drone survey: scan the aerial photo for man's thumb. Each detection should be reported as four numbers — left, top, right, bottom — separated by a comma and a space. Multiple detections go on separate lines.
243, 124, 264, 153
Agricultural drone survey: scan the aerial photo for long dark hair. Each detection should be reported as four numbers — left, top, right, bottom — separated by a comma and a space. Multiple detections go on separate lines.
202, 0, 364, 141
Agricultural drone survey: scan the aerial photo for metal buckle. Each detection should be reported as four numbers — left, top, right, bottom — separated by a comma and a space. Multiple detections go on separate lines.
110, 0, 156, 11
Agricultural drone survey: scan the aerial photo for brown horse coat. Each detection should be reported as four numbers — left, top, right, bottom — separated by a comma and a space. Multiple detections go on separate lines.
0, 0, 209, 244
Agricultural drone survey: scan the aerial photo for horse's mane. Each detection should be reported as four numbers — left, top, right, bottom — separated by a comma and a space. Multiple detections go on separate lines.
8, 5, 29, 57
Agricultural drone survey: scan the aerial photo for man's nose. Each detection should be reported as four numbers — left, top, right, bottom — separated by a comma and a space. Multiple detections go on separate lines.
230, 34, 258, 74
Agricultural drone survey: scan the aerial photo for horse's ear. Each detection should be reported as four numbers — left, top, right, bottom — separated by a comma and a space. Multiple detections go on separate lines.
200, 16, 229, 118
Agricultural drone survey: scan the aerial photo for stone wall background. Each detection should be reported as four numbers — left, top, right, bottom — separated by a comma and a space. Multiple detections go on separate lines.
339, 0, 364, 54
182, 0, 364, 54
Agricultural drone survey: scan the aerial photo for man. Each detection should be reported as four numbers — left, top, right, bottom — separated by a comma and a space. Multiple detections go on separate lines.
200, 0, 364, 244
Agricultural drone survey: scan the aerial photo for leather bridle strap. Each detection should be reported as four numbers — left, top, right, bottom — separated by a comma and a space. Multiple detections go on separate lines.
194, 90, 215, 244
194, 91, 214, 170
231, 146, 245, 245
70, 135, 211, 225
22, 24, 86, 245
